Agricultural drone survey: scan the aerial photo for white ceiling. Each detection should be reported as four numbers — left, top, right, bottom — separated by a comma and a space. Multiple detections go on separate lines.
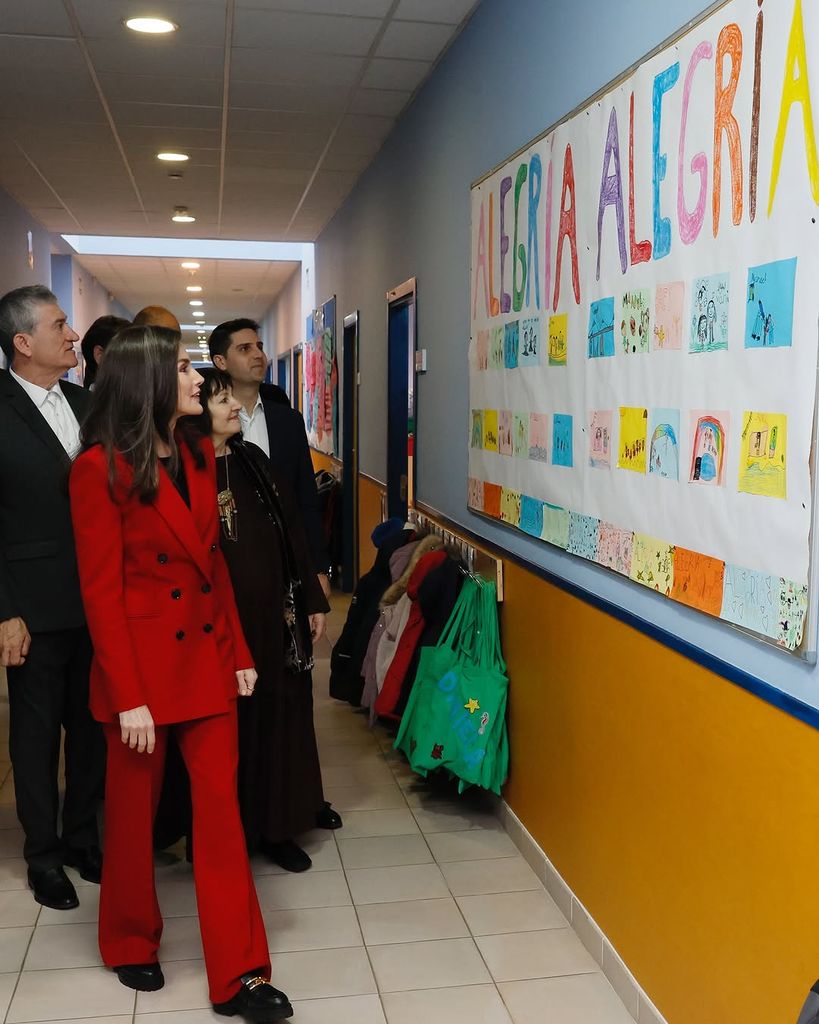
0, 0, 478, 242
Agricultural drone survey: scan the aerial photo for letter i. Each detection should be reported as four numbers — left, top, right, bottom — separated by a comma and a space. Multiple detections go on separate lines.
750, 0, 763, 221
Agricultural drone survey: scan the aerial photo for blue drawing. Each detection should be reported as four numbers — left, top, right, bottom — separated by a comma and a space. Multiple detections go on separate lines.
587, 297, 615, 358
519, 317, 541, 366
567, 512, 599, 560
520, 496, 545, 538
503, 321, 519, 368
647, 408, 680, 480
720, 564, 777, 637
690, 272, 729, 352
744, 257, 797, 349
552, 414, 573, 467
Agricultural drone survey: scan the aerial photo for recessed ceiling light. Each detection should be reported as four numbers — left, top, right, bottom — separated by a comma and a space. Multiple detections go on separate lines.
180, 261, 200, 270
186, 285, 202, 292
189, 300, 203, 306
157, 152, 188, 163
126, 17, 177, 34
172, 206, 195, 223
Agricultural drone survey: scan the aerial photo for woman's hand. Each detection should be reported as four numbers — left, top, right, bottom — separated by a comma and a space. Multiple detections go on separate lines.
309, 613, 326, 643
236, 667, 257, 697
119, 705, 155, 754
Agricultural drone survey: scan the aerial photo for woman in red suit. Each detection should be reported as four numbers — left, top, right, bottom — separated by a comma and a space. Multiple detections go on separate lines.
69, 325, 292, 1022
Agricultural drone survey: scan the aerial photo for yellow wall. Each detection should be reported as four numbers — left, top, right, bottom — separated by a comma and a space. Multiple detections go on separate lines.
359, 475, 386, 576
310, 448, 337, 475
501, 559, 819, 1024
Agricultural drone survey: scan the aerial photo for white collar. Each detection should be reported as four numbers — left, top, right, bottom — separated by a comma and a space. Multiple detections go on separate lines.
9, 367, 63, 409
239, 392, 264, 418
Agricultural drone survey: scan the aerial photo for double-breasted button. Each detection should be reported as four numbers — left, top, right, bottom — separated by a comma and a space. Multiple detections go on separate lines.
158, 553, 168, 564
175, 630, 185, 641
201, 583, 212, 594
171, 588, 182, 600
203, 623, 214, 634
210, 543, 217, 552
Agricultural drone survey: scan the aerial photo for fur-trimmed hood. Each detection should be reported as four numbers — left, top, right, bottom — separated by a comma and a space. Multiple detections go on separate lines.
380, 533, 443, 608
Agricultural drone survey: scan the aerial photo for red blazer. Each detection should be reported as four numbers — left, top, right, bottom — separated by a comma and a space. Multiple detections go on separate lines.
69, 437, 253, 725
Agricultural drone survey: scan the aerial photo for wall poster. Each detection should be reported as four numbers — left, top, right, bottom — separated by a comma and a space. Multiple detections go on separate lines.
305, 295, 338, 456
469, 0, 819, 652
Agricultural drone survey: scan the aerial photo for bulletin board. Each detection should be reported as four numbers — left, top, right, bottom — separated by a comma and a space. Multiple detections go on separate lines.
305, 295, 338, 457
468, 0, 819, 656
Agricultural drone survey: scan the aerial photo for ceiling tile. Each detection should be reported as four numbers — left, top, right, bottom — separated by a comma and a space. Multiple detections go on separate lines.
349, 87, 411, 117
0, 0, 73, 34
340, 113, 393, 138
116, 125, 222, 149
111, 102, 221, 131
236, 0, 392, 14
229, 80, 347, 113
360, 56, 430, 90
394, 0, 477, 23
0, 36, 83, 71
233, 9, 381, 55
100, 72, 223, 106
375, 19, 455, 60
231, 48, 363, 86
0, 96, 105, 123
227, 129, 326, 155
74, 0, 227, 46
229, 108, 336, 134
86, 38, 224, 79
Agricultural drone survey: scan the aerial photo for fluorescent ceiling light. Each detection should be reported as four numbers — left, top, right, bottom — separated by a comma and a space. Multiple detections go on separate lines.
126, 17, 177, 33
172, 208, 195, 223
180, 261, 200, 269
157, 152, 188, 162
63, 236, 310, 262
189, 300, 203, 306
186, 285, 202, 292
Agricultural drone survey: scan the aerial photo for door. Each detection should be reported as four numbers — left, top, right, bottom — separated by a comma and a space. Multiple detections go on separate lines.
292, 345, 304, 414
341, 312, 360, 590
386, 279, 416, 520
276, 353, 290, 396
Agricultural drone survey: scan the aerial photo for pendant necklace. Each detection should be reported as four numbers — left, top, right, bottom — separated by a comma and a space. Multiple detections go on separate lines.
217, 452, 238, 541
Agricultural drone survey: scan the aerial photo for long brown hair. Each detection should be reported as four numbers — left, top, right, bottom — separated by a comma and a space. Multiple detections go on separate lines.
81, 325, 199, 501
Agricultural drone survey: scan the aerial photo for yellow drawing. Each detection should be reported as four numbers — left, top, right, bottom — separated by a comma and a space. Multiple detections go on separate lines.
482, 409, 499, 452
618, 407, 648, 473
464, 698, 480, 714
630, 533, 674, 596
500, 487, 522, 525
548, 313, 568, 365
738, 411, 787, 498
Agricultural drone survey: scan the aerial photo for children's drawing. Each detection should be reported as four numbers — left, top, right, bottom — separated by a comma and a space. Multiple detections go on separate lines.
548, 313, 568, 365
500, 487, 521, 526
618, 407, 648, 473
483, 482, 502, 518
552, 414, 573, 467
528, 413, 549, 462
619, 288, 650, 354
647, 408, 680, 480
690, 272, 729, 352
653, 281, 684, 349
470, 410, 483, 449
596, 524, 633, 576
498, 410, 512, 455
489, 325, 504, 369
588, 410, 613, 469
778, 578, 808, 650
744, 257, 797, 349
689, 411, 728, 485
738, 411, 787, 499
519, 317, 541, 366
630, 534, 674, 595
520, 495, 544, 538
513, 413, 529, 458
587, 297, 615, 358
720, 564, 777, 638
467, 477, 485, 512
482, 409, 499, 452
475, 329, 489, 370
542, 503, 571, 548
671, 548, 725, 616
567, 512, 599, 560
503, 321, 519, 368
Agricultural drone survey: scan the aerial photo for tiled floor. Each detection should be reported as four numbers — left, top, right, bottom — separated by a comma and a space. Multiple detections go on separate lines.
0, 593, 636, 1023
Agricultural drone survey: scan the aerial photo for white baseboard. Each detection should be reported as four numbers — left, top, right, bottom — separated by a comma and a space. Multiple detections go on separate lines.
495, 799, 668, 1024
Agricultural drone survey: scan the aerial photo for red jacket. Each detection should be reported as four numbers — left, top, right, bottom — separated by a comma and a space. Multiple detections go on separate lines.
69, 438, 252, 725
374, 549, 447, 721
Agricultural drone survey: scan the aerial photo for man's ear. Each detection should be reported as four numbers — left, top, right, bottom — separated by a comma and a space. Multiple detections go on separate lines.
13, 333, 31, 360
213, 354, 227, 371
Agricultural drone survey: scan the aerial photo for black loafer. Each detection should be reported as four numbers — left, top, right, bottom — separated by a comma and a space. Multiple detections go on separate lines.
114, 963, 165, 992
27, 866, 79, 911
64, 846, 103, 884
213, 972, 293, 1021
315, 802, 343, 830
262, 839, 312, 873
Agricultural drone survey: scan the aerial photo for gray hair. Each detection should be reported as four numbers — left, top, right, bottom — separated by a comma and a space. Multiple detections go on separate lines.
0, 285, 58, 364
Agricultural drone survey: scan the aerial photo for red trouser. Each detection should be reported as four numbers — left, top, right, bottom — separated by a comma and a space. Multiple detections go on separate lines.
100, 707, 270, 1003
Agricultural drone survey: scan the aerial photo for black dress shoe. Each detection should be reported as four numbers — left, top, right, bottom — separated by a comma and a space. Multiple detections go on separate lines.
114, 963, 165, 992
213, 971, 293, 1021
64, 846, 103, 884
27, 866, 79, 911
261, 839, 312, 873
315, 801, 342, 830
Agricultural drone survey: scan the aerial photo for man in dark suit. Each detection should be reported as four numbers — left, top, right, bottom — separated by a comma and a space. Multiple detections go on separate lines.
0, 285, 105, 910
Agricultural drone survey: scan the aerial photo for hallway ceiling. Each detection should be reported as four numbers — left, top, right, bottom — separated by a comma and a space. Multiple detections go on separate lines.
0, 0, 477, 242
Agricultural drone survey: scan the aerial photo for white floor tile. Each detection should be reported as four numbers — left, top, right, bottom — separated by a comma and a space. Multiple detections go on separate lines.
337, 809, 420, 839
0, 828, 24, 858
264, 905, 363, 952
322, 784, 408, 813
456, 890, 567, 935
135, 1012, 222, 1024
440, 857, 542, 897
38, 884, 100, 926
357, 897, 469, 946
0, 891, 40, 928
425, 830, 518, 863
0, 804, 20, 829
368, 937, 490, 993
0, 972, 16, 1020
254, 870, 351, 911
411, 803, 503, 834
382, 984, 512, 1024
338, 834, 432, 870
0, 927, 30, 973
160, 915, 204, 962
321, 764, 395, 788
477, 928, 599, 982
156, 880, 199, 919
135, 959, 211, 1014
0, 859, 27, 891
267, 946, 376, 1000
317, 745, 385, 767
251, 838, 341, 876
289, 993, 386, 1023
24, 922, 102, 970
498, 973, 636, 1024
347, 863, 450, 905
8, 966, 135, 1022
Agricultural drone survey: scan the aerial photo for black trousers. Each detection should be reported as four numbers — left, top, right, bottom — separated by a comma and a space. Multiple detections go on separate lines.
7, 627, 105, 871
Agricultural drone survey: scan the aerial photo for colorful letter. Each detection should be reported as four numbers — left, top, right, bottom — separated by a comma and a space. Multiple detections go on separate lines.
629, 92, 652, 264
544, 158, 554, 313
713, 24, 744, 235
526, 154, 542, 309
678, 41, 712, 244
652, 63, 680, 260
488, 192, 499, 317
768, 0, 819, 214
750, 2, 764, 221
596, 107, 627, 279
512, 162, 528, 312
499, 175, 512, 314
472, 198, 490, 318
553, 144, 580, 310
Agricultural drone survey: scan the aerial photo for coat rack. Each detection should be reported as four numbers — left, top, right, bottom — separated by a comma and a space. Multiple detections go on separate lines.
408, 507, 504, 602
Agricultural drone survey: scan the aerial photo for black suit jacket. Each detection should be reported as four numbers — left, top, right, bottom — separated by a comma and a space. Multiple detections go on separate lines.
0, 371, 89, 631
260, 388, 328, 576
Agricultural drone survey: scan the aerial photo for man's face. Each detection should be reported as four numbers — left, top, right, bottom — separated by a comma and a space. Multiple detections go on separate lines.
219, 328, 267, 385
15, 303, 78, 375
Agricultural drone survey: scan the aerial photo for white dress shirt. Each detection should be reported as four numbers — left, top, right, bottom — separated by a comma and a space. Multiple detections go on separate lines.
10, 368, 81, 459
238, 393, 270, 457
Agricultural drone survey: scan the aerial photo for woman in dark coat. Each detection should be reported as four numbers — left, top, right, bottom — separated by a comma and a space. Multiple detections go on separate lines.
194, 368, 335, 872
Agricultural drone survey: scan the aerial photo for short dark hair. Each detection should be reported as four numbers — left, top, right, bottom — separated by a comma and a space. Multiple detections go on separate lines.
208, 318, 260, 361
0, 285, 58, 363
80, 315, 129, 388
187, 367, 233, 438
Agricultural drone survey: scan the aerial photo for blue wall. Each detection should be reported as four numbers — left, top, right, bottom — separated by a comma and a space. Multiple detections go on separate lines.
0, 187, 53, 297
315, 0, 819, 709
